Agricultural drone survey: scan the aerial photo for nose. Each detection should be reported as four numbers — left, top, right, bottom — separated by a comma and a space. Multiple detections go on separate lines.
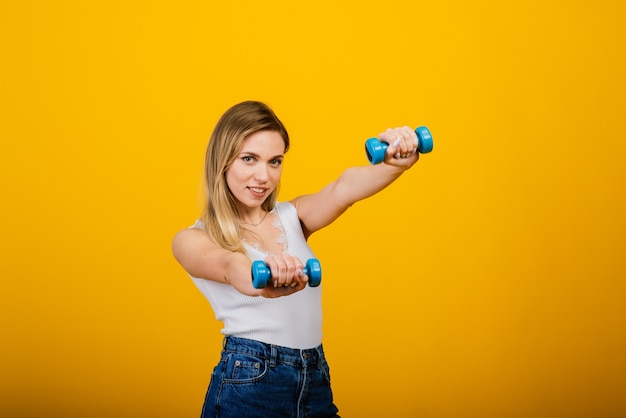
253, 163, 270, 182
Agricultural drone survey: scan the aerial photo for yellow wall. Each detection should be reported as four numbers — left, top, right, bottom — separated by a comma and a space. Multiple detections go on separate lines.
2, 1, 625, 417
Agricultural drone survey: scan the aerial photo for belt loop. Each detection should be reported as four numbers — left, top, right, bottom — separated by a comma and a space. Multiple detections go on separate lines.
270, 345, 277, 368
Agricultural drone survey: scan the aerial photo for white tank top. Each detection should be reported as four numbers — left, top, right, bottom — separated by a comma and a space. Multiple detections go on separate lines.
188, 201, 322, 349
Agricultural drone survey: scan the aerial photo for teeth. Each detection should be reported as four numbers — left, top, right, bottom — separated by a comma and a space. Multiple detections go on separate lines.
249, 187, 265, 193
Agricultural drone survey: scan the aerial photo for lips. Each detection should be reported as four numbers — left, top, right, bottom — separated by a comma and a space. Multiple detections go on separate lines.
248, 186, 267, 197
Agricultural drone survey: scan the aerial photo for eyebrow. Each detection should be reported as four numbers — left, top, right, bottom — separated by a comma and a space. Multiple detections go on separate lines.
240, 151, 284, 160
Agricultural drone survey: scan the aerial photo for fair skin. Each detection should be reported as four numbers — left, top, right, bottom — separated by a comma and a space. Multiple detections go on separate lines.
172, 126, 419, 298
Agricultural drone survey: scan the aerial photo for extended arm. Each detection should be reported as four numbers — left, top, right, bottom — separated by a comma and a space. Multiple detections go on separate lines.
172, 228, 308, 297
292, 126, 420, 237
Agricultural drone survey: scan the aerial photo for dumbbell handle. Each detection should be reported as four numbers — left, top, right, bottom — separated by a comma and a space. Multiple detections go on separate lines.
365, 126, 433, 164
251, 258, 322, 289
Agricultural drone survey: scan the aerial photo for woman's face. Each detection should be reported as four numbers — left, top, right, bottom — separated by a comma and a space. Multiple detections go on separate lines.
226, 130, 285, 210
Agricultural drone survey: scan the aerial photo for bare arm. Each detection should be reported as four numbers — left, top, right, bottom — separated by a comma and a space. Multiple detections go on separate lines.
172, 228, 308, 298
292, 126, 420, 237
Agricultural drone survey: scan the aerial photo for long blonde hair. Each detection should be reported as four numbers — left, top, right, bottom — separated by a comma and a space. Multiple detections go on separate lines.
202, 101, 290, 253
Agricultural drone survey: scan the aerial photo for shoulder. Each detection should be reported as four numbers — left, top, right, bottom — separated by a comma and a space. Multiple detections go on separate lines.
173, 224, 208, 244
276, 200, 296, 214
277, 200, 301, 223
172, 223, 236, 281
172, 223, 214, 260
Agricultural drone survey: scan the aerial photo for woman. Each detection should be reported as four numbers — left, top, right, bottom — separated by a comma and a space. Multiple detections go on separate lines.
172, 101, 420, 417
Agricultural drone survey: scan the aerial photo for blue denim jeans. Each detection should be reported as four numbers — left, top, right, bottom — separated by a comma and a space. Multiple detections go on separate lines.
200, 336, 340, 418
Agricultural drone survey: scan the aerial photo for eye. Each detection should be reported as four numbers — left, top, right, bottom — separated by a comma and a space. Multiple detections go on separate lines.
242, 155, 255, 163
270, 158, 283, 167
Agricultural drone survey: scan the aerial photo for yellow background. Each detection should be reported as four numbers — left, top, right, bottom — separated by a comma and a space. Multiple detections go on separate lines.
2, 1, 625, 417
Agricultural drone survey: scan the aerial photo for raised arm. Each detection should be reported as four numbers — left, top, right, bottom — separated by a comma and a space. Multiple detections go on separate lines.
292, 126, 421, 237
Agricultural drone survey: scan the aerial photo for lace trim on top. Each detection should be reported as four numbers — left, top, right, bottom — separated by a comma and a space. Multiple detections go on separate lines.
243, 207, 288, 256
274, 213, 289, 251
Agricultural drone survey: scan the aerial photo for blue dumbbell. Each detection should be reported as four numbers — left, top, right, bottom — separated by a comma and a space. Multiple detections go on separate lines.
365, 126, 433, 165
251, 258, 322, 289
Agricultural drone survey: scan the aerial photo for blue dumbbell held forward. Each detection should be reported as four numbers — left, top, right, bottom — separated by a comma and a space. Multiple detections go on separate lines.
365, 126, 433, 165
251, 258, 322, 289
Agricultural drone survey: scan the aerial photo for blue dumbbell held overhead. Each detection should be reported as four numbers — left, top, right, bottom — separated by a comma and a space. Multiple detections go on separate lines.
251, 258, 322, 289
365, 126, 433, 164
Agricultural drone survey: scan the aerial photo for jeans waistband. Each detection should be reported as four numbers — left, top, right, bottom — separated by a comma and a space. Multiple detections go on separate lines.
223, 336, 324, 368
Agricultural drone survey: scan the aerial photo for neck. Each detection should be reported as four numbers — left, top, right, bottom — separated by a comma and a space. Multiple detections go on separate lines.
241, 209, 268, 227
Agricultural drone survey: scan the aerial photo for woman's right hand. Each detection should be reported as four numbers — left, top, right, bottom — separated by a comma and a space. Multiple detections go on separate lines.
257, 254, 309, 298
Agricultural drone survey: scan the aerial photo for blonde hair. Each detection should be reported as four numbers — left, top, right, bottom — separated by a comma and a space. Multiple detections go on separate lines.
202, 101, 290, 253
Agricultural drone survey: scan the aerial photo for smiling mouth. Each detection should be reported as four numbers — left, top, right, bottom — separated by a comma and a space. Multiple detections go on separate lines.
248, 187, 267, 195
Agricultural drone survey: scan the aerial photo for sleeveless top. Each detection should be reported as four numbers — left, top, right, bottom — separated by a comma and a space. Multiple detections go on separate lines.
188, 201, 322, 349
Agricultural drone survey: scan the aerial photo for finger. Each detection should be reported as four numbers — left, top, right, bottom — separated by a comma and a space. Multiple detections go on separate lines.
286, 257, 306, 287
277, 261, 289, 287
385, 136, 402, 159
397, 127, 417, 155
404, 126, 418, 151
265, 256, 286, 288
278, 275, 307, 294
289, 266, 309, 287
378, 128, 400, 144
281, 257, 298, 287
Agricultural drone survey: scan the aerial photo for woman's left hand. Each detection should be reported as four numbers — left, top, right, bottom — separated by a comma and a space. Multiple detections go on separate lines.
378, 126, 420, 168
